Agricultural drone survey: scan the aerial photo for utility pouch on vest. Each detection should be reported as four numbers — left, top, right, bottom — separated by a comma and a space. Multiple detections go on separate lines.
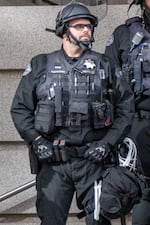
92, 100, 114, 129
143, 61, 150, 73
122, 63, 133, 84
34, 100, 55, 134
142, 48, 150, 63
140, 49, 150, 94
142, 48, 150, 73
69, 102, 88, 126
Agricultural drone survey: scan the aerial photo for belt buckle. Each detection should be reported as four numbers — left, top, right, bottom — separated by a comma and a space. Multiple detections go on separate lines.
75, 146, 86, 157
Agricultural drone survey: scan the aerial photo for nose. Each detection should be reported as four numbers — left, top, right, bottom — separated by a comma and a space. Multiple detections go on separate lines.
82, 25, 91, 33
83, 26, 89, 31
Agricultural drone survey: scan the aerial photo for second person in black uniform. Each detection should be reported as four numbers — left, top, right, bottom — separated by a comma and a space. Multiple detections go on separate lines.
10, 2, 134, 225
105, 0, 150, 224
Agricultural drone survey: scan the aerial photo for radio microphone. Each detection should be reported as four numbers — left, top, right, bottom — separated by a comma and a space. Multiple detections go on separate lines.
129, 32, 144, 53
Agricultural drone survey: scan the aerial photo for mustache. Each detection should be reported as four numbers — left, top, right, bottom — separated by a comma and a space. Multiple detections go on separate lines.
79, 35, 91, 39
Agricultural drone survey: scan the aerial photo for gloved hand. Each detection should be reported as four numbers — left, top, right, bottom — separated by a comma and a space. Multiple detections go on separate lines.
84, 141, 111, 163
32, 136, 54, 161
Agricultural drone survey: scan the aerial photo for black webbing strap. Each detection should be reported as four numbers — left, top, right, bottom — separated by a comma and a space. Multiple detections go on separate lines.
134, 60, 142, 94
121, 215, 126, 225
77, 202, 94, 219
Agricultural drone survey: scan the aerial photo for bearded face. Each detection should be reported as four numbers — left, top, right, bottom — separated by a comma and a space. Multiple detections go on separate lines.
144, 0, 150, 21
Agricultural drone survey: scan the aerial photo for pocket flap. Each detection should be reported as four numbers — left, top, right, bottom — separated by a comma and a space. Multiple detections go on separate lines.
69, 102, 88, 114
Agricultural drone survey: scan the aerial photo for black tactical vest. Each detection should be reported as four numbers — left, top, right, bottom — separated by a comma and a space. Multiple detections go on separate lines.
34, 50, 113, 135
126, 17, 150, 95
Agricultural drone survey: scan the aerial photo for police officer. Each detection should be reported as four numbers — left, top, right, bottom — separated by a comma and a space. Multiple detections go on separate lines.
105, 0, 150, 224
11, 2, 134, 225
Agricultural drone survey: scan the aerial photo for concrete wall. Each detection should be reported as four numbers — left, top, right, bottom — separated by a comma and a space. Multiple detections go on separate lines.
0, 4, 134, 225
0, 0, 129, 6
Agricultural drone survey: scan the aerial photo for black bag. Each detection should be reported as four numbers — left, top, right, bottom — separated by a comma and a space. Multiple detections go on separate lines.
100, 166, 142, 219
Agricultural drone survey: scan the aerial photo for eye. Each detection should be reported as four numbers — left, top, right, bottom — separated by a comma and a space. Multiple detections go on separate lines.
69, 24, 93, 31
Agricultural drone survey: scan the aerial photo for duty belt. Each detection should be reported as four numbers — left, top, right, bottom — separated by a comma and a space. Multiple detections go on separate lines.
135, 110, 150, 120
52, 139, 88, 162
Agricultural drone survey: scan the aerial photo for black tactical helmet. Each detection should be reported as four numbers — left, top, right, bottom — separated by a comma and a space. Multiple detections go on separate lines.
131, 0, 143, 4
55, 2, 98, 38
129, 0, 144, 10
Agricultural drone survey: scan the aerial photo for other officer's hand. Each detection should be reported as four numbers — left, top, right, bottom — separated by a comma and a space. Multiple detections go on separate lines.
32, 136, 54, 161
84, 141, 111, 163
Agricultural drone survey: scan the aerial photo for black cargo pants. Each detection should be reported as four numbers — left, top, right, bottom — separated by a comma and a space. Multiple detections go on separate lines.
129, 116, 150, 225
129, 116, 150, 177
36, 157, 111, 225
132, 199, 150, 225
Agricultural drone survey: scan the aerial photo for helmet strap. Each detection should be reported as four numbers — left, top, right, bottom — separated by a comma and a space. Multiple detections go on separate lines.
66, 29, 94, 50
128, 0, 144, 13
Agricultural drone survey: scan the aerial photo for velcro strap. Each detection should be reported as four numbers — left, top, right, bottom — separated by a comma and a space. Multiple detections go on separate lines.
77, 203, 94, 219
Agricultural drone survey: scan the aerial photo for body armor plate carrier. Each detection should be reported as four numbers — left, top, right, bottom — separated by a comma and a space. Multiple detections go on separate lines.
34, 50, 114, 135
125, 17, 150, 96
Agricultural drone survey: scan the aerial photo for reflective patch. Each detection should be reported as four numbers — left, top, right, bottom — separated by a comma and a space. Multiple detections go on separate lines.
83, 59, 96, 69
99, 69, 105, 79
22, 63, 32, 76
106, 34, 114, 47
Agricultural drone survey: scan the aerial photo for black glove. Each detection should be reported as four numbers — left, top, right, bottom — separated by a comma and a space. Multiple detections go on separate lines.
84, 141, 111, 163
32, 136, 54, 161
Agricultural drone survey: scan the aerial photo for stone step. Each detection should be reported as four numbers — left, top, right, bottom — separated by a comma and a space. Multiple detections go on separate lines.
0, 221, 131, 225
0, 214, 132, 225
0, 222, 131, 225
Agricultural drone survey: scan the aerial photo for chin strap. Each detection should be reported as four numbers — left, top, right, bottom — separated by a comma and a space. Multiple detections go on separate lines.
45, 26, 95, 50
67, 30, 94, 50
45, 28, 56, 33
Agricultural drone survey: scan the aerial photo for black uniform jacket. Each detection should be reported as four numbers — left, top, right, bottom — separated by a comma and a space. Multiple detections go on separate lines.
10, 48, 134, 147
105, 18, 150, 112
105, 24, 130, 68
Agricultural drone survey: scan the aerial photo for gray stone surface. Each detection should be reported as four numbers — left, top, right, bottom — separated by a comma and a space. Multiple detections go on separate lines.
0, 5, 131, 69
0, 0, 129, 6
0, 143, 35, 212
0, 72, 21, 141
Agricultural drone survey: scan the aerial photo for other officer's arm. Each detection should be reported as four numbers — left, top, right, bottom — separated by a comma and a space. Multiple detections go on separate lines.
84, 56, 135, 163
105, 25, 130, 68
103, 73, 135, 146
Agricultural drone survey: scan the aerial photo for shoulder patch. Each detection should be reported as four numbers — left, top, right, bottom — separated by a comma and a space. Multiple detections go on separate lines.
106, 34, 114, 47
22, 64, 32, 76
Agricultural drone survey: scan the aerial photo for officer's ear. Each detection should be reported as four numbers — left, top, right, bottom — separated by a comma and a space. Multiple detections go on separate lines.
62, 33, 67, 38
62, 31, 70, 42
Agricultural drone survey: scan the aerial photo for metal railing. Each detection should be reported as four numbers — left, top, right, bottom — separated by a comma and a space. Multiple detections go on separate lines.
0, 179, 36, 202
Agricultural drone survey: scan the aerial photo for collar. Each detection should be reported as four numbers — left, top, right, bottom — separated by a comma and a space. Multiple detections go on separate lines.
62, 47, 85, 65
